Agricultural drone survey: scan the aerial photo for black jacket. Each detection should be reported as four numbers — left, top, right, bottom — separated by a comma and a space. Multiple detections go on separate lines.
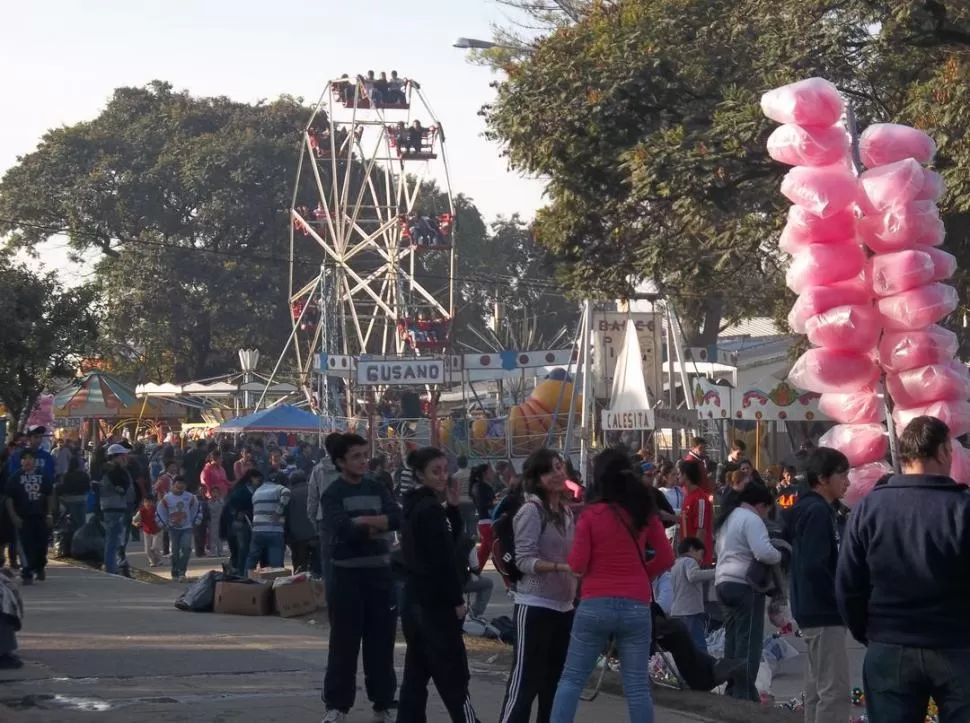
786, 490, 842, 628
836, 474, 970, 648
400, 485, 465, 609
472, 479, 495, 521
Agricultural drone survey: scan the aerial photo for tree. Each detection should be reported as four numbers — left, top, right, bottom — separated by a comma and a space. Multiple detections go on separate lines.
0, 255, 100, 429
0, 82, 315, 381
482, 0, 970, 346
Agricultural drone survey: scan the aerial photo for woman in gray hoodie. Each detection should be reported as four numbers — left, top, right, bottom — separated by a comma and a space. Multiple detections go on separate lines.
498, 448, 577, 723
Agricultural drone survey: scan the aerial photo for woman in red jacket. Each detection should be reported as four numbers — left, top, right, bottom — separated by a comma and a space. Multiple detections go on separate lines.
550, 449, 675, 723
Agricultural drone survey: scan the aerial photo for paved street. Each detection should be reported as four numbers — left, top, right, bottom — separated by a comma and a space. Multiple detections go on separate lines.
0, 563, 721, 722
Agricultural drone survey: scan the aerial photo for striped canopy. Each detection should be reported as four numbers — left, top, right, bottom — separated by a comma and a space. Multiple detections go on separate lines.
54, 372, 138, 417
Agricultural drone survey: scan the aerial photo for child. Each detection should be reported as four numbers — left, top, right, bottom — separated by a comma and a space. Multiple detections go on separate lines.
156, 478, 201, 582
669, 537, 716, 653
132, 497, 163, 567
4, 449, 54, 584
193, 490, 210, 557
207, 487, 225, 557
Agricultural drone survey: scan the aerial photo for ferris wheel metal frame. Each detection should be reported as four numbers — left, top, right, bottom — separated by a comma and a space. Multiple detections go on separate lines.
286, 75, 457, 406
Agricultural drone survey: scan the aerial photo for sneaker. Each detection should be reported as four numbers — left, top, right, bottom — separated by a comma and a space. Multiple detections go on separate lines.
372, 711, 395, 723
0, 654, 23, 669
36, 569, 45, 582
321, 711, 347, 723
712, 657, 746, 687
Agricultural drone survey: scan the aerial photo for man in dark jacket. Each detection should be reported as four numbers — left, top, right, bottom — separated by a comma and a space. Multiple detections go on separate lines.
787, 446, 850, 723
837, 416, 970, 722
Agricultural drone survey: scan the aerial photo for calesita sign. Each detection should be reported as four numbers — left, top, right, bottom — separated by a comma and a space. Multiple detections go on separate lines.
601, 409, 655, 431
356, 358, 445, 386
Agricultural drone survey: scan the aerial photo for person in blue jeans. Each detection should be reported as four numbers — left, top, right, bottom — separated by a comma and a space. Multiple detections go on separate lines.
669, 537, 715, 653
221, 470, 258, 576
99, 445, 134, 575
551, 449, 675, 723
156, 477, 201, 581
245, 472, 290, 573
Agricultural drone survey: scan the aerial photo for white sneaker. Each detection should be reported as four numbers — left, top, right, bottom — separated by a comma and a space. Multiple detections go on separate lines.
321, 711, 347, 723
372, 711, 395, 723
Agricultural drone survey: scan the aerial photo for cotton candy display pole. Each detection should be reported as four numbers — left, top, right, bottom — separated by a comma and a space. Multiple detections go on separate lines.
762, 79, 888, 475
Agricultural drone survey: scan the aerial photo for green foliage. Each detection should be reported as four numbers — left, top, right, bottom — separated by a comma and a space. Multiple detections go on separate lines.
483, 0, 970, 345
0, 254, 100, 428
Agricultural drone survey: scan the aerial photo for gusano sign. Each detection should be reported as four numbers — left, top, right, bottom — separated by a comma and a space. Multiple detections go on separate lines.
356, 359, 445, 386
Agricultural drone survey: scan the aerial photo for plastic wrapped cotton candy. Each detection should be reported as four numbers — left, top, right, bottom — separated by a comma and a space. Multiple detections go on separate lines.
877, 282, 959, 330
767, 124, 849, 167
857, 201, 945, 254
788, 348, 880, 394
819, 423, 888, 467
915, 169, 945, 202
925, 247, 957, 282
859, 158, 925, 212
781, 165, 860, 219
859, 123, 937, 168
950, 440, 970, 486
886, 363, 970, 408
788, 281, 872, 333
894, 400, 970, 438
761, 78, 845, 127
786, 243, 866, 294
870, 250, 936, 297
779, 206, 857, 252
844, 461, 894, 507
805, 304, 881, 351
878, 325, 959, 373
818, 389, 884, 424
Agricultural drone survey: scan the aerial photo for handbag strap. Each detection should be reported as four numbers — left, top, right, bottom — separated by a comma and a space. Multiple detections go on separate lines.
608, 504, 650, 578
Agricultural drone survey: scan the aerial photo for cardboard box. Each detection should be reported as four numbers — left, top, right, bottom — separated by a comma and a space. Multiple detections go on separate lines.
273, 577, 317, 618
310, 579, 327, 610
249, 567, 292, 582
214, 581, 273, 616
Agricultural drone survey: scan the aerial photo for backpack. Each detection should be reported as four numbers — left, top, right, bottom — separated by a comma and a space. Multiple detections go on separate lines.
489, 614, 516, 645
492, 500, 546, 586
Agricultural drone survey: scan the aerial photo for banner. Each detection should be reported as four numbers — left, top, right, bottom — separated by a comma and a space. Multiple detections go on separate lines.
356, 358, 445, 386
591, 311, 662, 400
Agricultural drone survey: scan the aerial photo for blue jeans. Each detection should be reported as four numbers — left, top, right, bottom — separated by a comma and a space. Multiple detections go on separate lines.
675, 613, 708, 654
230, 522, 251, 576
169, 527, 193, 578
717, 582, 765, 702
551, 597, 654, 723
102, 511, 126, 574
864, 642, 970, 722
245, 531, 284, 573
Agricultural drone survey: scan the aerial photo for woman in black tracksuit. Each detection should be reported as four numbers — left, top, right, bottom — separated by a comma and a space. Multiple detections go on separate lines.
397, 447, 481, 723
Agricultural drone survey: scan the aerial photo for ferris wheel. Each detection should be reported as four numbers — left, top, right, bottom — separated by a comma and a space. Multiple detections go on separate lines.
287, 74, 456, 401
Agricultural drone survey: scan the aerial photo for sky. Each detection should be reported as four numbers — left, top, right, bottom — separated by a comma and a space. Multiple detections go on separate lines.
0, 0, 547, 284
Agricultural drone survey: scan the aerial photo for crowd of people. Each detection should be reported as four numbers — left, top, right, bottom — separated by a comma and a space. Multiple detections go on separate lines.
335, 71, 410, 107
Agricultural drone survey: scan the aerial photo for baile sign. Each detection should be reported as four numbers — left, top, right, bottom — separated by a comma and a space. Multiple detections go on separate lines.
356, 358, 445, 386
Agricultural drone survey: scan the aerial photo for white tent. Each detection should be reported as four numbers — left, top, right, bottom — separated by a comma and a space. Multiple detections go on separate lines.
601, 318, 656, 431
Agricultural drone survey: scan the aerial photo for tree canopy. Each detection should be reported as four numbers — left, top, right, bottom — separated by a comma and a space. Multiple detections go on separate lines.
482, 0, 970, 345
0, 254, 100, 429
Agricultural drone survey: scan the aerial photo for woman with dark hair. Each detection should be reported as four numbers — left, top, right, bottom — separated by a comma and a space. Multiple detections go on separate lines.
221, 469, 260, 575
551, 449, 675, 722
398, 447, 480, 723
498, 448, 577, 723
714, 482, 782, 701
469, 464, 497, 572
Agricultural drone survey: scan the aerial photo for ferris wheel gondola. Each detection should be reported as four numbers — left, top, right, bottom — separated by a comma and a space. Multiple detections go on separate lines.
287, 74, 457, 405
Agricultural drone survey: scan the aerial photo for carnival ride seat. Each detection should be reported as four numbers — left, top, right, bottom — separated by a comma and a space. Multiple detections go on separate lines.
397, 318, 449, 351
400, 212, 452, 249
332, 77, 411, 110
291, 300, 321, 333
387, 124, 439, 160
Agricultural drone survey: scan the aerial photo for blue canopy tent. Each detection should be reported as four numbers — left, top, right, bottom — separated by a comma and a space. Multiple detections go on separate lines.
216, 405, 345, 434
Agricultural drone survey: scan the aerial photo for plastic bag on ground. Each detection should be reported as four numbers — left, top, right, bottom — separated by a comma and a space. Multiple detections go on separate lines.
788, 279, 872, 333
870, 249, 936, 297
859, 158, 926, 212
878, 326, 959, 373
786, 243, 866, 294
894, 400, 970, 439
844, 461, 894, 507
804, 304, 881, 351
761, 78, 844, 127
886, 363, 970, 408
779, 206, 856, 252
175, 570, 254, 612
859, 123, 937, 168
858, 201, 945, 254
877, 283, 959, 330
787, 348, 880, 393
915, 169, 945, 202
781, 165, 859, 219
818, 389, 884, 424
819, 423, 889, 467
70, 518, 105, 564
767, 123, 849, 167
